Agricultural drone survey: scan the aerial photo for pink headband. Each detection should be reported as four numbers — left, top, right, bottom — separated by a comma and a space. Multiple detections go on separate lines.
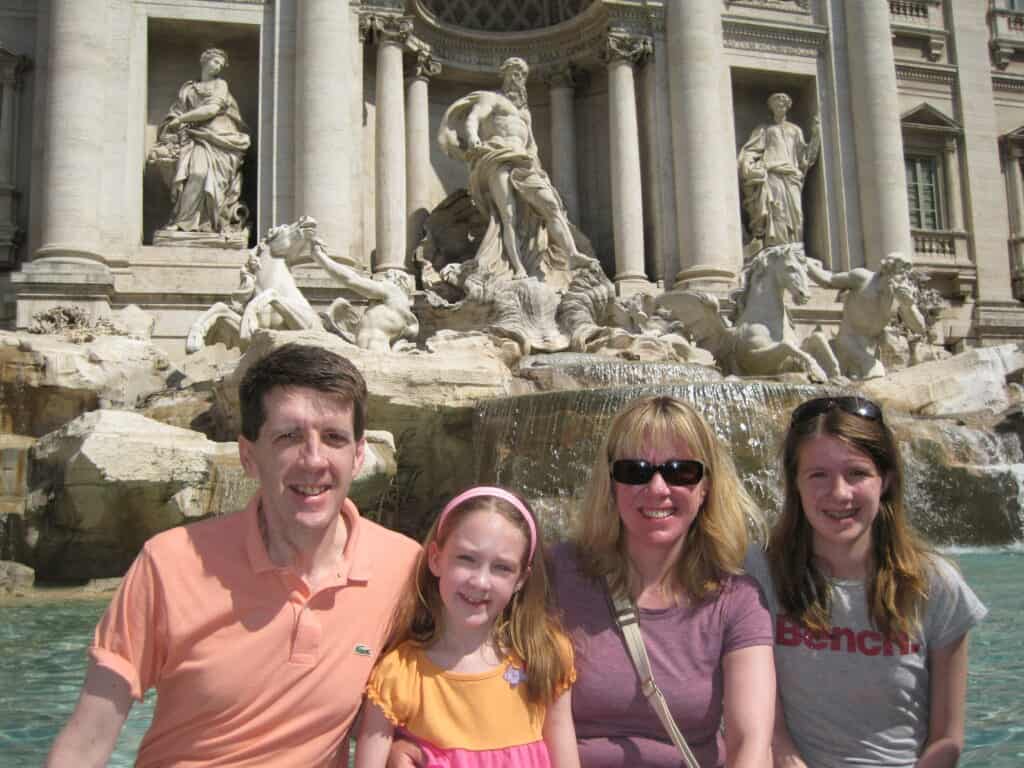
437, 486, 538, 564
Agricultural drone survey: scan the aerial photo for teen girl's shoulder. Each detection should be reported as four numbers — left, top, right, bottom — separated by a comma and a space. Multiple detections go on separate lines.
921, 553, 988, 649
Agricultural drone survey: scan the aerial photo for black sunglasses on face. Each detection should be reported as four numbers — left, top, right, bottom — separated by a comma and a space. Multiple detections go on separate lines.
790, 396, 883, 426
611, 459, 705, 487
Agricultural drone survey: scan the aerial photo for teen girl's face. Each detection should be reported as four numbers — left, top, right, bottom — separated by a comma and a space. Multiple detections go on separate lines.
427, 509, 529, 634
796, 433, 887, 568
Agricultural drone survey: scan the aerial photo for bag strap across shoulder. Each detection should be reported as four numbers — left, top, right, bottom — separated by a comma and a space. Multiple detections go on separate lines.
607, 580, 701, 768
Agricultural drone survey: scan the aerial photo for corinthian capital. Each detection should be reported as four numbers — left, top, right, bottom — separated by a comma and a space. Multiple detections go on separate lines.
359, 14, 414, 46
602, 33, 653, 67
410, 50, 441, 79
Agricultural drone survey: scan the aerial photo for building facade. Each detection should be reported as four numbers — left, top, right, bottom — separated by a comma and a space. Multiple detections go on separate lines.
1, 0, 1023, 353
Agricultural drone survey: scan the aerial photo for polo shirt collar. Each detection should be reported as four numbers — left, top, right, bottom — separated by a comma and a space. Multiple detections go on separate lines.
244, 494, 372, 584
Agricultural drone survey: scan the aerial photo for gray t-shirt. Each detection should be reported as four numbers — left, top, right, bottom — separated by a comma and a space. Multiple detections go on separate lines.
745, 548, 987, 768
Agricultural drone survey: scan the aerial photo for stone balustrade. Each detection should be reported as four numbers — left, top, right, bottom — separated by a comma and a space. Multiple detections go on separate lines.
889, 0, 935, 26
889, 0, 945, 61
911, 228, 970, 265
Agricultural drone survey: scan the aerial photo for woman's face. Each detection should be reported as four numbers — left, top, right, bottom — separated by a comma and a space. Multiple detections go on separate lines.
796, 434, 886, 565
613, 437, 707, 557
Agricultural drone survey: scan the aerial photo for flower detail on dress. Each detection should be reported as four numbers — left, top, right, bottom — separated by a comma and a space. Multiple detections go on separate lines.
504, 664, 527, 687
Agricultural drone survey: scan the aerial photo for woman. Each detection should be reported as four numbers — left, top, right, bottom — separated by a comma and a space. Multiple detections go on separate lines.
550, 395, 775, 767
746, 396, 987, 768
150, 48, 250, 235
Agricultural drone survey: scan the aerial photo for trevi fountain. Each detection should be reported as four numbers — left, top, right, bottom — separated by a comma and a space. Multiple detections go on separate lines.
0, 1, 1022, 764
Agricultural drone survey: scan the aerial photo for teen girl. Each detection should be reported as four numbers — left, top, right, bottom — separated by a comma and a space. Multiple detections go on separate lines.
747, 396, 987, 768
355, 486, 579, 768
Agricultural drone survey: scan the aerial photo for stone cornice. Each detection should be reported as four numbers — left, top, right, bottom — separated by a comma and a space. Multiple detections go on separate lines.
895, 62, 957, 87
725, 0, 810, 13
721, 17, 828, 58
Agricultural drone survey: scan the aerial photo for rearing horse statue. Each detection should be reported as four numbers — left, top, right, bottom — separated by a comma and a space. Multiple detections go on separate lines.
657, 243, 836, 381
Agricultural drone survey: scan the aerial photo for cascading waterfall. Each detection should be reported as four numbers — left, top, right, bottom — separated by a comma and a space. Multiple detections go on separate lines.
472, 363, 1024, 546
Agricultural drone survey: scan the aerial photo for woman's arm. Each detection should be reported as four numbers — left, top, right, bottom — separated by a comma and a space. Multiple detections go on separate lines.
543, 689, 581, 768
723, 645, 775, 768
915, 634, 969, 768
767, 694, 808, 768
354, 701, 397, 768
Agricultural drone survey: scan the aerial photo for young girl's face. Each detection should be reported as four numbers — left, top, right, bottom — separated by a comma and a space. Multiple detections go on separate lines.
427, 508, 529, 634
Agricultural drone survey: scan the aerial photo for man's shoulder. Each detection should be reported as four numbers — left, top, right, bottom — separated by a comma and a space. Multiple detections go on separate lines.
356, 517, 420, 558
141, 507, 248, 561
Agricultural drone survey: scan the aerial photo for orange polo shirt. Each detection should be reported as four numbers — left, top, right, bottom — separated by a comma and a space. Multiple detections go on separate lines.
91, 495, 419, 767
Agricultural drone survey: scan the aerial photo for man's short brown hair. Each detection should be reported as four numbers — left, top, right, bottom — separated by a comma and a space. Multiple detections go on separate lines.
238, 344, 368, 441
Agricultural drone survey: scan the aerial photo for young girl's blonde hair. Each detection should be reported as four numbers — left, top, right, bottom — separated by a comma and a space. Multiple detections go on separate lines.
385, 486, 570, 707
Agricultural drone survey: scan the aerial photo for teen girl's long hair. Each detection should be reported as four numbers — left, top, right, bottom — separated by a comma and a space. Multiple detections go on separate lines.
769, 406, 931, 638
384, 489, 571, 707
575, 395, 765, 603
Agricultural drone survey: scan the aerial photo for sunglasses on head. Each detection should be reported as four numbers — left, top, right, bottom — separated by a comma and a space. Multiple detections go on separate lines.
611, 459, 705, 487
790, 396, 883, 426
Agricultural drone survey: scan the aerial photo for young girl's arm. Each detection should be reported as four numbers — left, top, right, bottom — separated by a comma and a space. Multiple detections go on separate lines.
354, 701, 397, 768
915, 634, 969, 768
542, 689, 580, 768
722, 644, 775, 768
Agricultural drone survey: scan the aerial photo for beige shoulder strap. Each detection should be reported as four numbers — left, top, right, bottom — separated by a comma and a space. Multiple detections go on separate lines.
607, 583, 701, 768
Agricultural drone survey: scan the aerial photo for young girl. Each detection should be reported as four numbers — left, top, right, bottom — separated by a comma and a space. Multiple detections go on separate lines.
746, 396, 987, 768
355, 486, 579, 768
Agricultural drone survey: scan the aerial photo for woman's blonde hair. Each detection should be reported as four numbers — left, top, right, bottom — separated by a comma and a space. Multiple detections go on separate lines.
575, 395, 763, 602
769, 403, 931, 638
385, 488, 570, 707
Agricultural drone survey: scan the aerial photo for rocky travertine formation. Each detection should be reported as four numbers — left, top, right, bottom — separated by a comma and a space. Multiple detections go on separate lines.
862, 344, 1024, 416
0, 331, 175, 437
20, 409, 397, 581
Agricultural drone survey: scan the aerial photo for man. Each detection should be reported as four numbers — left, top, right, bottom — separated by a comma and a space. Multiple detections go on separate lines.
438, 57, 592, 280
46, 343, 420, 767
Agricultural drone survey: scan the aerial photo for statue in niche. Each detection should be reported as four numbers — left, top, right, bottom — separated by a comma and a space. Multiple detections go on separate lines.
738, 92, 820, 248
148, 48, 251, 248
438, 57, 595, 284
801, 252, 928, 379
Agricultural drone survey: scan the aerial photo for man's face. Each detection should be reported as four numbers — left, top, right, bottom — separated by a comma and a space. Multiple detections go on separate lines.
239, 386, 365, 542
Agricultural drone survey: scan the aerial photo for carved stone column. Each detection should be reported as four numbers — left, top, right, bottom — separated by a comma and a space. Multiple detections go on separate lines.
35, 0, 108, 264
0, 47, 26, 268
665, 2, 736, 289
1008, 149, 1024, 235
845, 0, 914, 267
406, 51, 440, 255
640, 46, 678, 285
547, 66, 580, 224
365, 15, 411, 274
297, 0, 362, 265
943, 138, 964, 232
604, 33, 651, 294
